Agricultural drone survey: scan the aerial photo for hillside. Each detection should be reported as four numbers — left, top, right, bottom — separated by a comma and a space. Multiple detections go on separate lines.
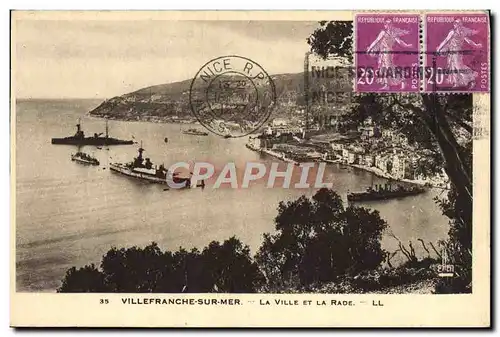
88, 71, 351, 123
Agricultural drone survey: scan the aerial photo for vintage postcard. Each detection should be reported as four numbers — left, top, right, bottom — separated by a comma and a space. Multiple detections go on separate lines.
10, 10, 491, 327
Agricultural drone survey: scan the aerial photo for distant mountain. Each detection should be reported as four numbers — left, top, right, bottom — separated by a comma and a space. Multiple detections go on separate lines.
88, 72, 350, 123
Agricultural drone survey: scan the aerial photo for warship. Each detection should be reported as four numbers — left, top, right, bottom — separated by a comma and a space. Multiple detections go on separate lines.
109, 144, 192, 187
347, 183, 426, 202
51, 120, 134, 146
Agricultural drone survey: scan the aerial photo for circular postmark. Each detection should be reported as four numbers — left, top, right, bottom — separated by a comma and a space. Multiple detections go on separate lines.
189, 55, 276, 137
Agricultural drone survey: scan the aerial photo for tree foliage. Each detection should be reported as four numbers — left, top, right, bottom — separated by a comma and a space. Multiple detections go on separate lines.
307, 21, 353, 63
255, 188, 387, 290
58, 238, 264, 293
58, 264, 108, 293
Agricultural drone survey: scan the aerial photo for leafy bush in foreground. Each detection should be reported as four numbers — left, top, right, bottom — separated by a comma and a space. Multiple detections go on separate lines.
58, 237, 264, 293
255, 188, 388, 291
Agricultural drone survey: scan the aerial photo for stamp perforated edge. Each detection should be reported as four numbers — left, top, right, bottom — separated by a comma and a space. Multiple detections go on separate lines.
353, 11, 423, 94
352, 10, 490, 95
422, 11, 491, 94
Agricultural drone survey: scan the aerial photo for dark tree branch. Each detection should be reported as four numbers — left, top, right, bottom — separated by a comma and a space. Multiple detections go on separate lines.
445, 111, 473, 134
392, 95, 432, 126
421, 94, 472, 215
429, 242, 442, 260
418, 239, 431, 258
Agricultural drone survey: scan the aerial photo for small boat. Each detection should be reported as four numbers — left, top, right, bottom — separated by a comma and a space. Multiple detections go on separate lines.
223, 134, 232, 139
182, 128, 209, 136
71, 152, 100, 166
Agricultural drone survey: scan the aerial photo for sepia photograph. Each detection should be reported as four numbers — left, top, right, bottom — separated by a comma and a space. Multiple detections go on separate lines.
10, 10, 491, 327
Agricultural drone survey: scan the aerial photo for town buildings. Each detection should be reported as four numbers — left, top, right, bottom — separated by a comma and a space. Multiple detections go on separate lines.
248, 116, 448, 185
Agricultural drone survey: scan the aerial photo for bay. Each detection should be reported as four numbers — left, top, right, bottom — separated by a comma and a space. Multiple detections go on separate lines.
15, 99, 449, 292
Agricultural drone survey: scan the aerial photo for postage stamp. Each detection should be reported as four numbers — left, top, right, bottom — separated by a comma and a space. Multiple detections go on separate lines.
189, 55, 276, 137
355, 14, 420, 93
424, 13, 490, 92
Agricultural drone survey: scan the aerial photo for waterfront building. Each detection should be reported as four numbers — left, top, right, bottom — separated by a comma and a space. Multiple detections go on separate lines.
392, 154, 406, 180
272, 118, 288, 127
357, 117, 377, 140
357, 154, 366, 166
272, 126, 303, 135
330, 142, 344, 152
350, 144, 365, 154
306, 151, 324, 160
394, 133, 409, 146
382, 129, 395, 139
375, 154, 390, 173
363, 154, 375, 167
347, 151, 357, 164
404, 160, 417, 180
342, 148, 350, 161
358, 125, 375, 140
401, 154, 422, 180
247, 137, 262, 149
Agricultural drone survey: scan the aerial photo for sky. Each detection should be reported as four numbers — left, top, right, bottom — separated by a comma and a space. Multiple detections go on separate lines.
14, 19, 319, 99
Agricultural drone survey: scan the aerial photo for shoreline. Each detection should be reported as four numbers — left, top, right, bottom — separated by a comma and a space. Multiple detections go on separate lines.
247, 144, 449, 190
349, 164, 450, 190
87, 113, 200, 125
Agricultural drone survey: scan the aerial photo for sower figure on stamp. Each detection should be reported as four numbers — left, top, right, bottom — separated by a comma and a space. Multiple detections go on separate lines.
436, 19, 482, 89
366, 19, 413, 90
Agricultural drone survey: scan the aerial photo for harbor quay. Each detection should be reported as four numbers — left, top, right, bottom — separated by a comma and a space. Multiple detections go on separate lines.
246, 116, 451, 190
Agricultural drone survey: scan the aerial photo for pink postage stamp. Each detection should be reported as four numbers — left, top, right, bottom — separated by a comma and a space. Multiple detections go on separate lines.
355, 14, 420, 93
425, 13, 489, 92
